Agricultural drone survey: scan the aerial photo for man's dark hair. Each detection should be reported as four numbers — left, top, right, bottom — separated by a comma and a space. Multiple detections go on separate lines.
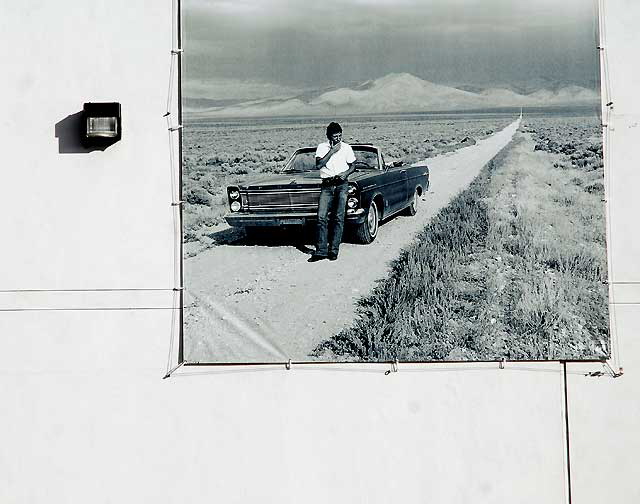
326, 122, 342, 138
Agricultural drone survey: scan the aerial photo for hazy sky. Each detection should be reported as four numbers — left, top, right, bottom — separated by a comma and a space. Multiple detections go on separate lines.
183, 0, 600, 99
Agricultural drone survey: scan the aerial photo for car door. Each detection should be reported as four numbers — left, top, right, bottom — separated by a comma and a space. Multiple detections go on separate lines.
380, 153, 408, 215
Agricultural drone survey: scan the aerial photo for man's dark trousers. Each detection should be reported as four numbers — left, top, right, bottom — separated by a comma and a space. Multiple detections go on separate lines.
316, 178, 348, 256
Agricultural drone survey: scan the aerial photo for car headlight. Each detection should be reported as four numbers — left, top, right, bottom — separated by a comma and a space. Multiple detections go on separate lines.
348, 185, 357, 196
347, 197, 358, 209
229, 189, 240, 200
230, 201, 241, 212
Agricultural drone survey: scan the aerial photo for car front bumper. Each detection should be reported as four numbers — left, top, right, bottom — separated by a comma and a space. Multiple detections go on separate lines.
225, 208, 366, 227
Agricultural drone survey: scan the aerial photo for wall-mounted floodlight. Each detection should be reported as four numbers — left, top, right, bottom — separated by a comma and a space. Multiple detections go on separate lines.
82, 102, 121, 147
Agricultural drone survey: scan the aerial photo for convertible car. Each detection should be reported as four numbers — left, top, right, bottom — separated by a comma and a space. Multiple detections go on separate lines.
225, 144, 429, 244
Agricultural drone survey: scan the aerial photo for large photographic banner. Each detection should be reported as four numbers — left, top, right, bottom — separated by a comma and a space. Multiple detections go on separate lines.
181, 0, 608, 363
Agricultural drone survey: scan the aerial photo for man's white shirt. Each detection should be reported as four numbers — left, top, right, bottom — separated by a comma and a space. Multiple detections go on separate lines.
315, 141, 356, 178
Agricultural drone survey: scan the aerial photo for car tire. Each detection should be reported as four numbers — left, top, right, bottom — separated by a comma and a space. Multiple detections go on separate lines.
355, 200, 379, 244
403, 188, 420, 216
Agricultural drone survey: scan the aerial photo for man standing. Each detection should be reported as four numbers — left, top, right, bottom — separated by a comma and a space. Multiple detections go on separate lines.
308, 122, 356, 262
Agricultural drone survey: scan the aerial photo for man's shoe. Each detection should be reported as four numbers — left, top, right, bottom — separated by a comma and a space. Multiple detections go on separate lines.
328, 253, 338, 261
308, 254, 327, 263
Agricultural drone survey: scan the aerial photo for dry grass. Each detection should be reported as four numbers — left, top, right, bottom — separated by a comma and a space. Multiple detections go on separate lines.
312, 156, 497, 361
313, 115, 609, 361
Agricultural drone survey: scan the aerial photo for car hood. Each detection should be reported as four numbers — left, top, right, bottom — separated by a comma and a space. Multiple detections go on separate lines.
237, 171, 378, 190
238, 172, 321, 190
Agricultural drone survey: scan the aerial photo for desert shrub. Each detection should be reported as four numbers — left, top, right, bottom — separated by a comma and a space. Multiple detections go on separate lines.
185, 186, 212, 206
528, 116, 602, 169
184, 231, 198, 242
585, 181, 604, 194
205, 152, 232, 165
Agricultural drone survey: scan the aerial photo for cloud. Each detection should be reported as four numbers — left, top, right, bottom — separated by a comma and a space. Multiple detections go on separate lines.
184, 0, 596, 51
185, 0, 595, 27
182, 77, 303, 100
182, 0, 599, 93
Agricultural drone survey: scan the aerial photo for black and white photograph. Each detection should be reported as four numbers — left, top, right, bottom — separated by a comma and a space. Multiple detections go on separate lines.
181, 0, 609, 363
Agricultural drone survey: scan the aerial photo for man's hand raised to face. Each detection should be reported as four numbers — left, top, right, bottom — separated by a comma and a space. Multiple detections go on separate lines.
329, 141, 342, 155
316, 130, 344, 170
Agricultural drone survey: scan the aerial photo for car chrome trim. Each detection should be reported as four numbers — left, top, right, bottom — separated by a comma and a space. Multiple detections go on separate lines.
246, 204, 318, 209
244, 188, 321, 193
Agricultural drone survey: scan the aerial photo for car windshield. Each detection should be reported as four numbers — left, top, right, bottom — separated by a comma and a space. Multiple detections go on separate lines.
283, 147, 380, 172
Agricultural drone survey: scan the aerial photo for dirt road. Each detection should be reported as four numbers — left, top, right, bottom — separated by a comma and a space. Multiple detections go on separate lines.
184, 118, 521, 363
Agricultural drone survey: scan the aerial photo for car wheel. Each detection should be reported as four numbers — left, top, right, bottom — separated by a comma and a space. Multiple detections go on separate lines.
404, 188, 420, 216
355, 200, 379, 244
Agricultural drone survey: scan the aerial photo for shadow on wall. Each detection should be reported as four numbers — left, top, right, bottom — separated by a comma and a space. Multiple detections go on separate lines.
55, 111, 114, 153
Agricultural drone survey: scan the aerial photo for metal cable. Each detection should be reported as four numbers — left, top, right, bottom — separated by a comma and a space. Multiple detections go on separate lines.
597, 0, 623, 372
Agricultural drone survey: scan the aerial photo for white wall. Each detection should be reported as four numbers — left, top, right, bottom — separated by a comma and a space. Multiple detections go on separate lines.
1, 1, 639, 503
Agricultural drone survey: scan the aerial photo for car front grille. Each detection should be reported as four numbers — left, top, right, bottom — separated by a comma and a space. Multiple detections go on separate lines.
245, 189, 320, 211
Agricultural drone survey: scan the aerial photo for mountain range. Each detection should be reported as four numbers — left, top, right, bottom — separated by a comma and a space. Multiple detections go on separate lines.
184, 73, 600, 118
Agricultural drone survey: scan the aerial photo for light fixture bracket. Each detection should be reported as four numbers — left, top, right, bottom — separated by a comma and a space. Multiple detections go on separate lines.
82, 102, 122, 147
